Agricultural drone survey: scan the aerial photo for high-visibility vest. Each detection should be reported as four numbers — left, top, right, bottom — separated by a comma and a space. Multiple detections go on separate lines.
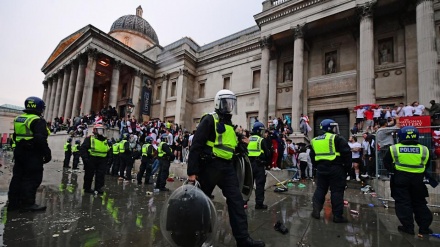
119, 140, 127, 153
89, 136, 109, 157
142, 143, 152, 157
390, 143, 429, 173
205, 113, 238, 160
13, 113, 40, 142
311, 132, 340, 161
72, 144, 79, 153
64, 142, 70, 151
112, 143, 119, 154
158, 142, 166, 158
248, 135, 264, 157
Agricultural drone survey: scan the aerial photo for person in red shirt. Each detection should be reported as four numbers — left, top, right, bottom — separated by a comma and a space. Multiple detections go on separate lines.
364, 107, 374, 133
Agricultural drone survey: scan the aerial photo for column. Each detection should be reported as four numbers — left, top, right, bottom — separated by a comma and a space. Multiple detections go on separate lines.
159, 74, 169, 120
42, 80, 48, 107
132, 70, 142, 119
416, 0, 440, 105
58, 66, 71, 118
64, 61, 78, 121
47, 75, 57, 122
72, 58, 86, 118
358, 1, 376, 104
44, 79, 52, 120
268, 58, 278, 121
175, 69, 188, 125
258, 36, 271, 126
291, 25, 304, 133
53, 70, 64, 119
81, 49, 97, 116
109, 60, 121, 108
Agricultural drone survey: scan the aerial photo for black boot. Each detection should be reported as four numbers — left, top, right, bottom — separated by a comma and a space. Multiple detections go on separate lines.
255, 204, 268, 210
311, 203, 321, 219
333, 216, 348, 223
236, 237, 265, 247
397, 225, 415, 235
20, 204, 47, 212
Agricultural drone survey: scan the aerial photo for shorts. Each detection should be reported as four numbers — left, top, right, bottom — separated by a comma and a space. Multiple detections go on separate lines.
365, 120, 374, 127
352, 158, 362, 164
356, 118, 364, 124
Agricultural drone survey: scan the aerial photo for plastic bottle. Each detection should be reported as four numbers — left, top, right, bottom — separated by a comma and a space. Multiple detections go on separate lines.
153, 188, 160, 194
350, 210, 359, 215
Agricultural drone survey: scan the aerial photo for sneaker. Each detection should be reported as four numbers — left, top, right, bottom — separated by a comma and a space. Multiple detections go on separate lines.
274, 220, 289, 234
356, 177, 361, 182
361, 173, 369, 178
346, 176, 351, 181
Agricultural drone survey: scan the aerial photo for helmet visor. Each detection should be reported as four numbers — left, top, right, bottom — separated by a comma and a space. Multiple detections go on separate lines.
219, 97, 237, 115
95, 128, 105, 136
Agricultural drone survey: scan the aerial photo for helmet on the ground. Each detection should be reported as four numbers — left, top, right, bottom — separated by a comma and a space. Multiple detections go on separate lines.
252, 121, 265, 136
93, 124, 105, 137
160, 183, 217, 247
145, 136, 153, 144
24, 96, 45, 115
398, 126, 419, 142
67, 138, 72, 142
75, 140, 81, 144
161, 134, 168, 142
320, 119, 337, 133
214, 89, 237, 115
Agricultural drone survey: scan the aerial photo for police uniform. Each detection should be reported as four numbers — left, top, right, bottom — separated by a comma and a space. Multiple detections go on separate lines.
383, 139, 433, 235
72, 142, 80, 170
63, 139, 72, 168
118, 136, 131, 179
247, 134, 270, 208
310, 131, 351, 222
8, 102, 51, 211
111, 141, 120, 176
156, 139, 175, 191
137, 142, 154, 184
80, 134, 110, 193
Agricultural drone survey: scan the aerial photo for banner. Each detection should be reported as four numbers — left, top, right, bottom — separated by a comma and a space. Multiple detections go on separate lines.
399, 116, 431, 133
141, 84, 152, 116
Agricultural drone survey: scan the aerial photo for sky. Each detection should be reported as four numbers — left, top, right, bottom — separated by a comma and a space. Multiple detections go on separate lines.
0, 0, 262, 107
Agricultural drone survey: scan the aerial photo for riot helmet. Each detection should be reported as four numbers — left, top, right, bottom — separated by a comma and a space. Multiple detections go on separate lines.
75, 140, 81, 144
214, 89, 237, 115
23, 96, 45, 115
160, 182, 217, 247
145, 136, 154, 144
320, 119, 339, 134
161, 133, 168, 142
93, 124, 106, 137
398, 126, 419, 142
67, 138, 72, 143
251, 121, 265, 136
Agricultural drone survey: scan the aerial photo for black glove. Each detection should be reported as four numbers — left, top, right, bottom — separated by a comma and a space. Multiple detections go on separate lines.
43, 153, 52, 164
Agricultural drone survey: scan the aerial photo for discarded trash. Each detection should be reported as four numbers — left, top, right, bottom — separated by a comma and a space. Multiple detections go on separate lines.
433, 212, 439, 216
153, 188, 160, 194
52, 234, 60, 237
166, 177, 174, 182
298, 183, 306, 188
370, 192, 377, 197
85, 227, 95, 231
274, 187, 288, 193
368, 203, 374, 207
274, 220, 289, 235
418, 234, 424, 238
430, 233, 440, 238
343, 200, 349, 205
287, 183, 294, 188
350, 210, 359, 215
146, 191, 152, 196
62, 230, 70, 233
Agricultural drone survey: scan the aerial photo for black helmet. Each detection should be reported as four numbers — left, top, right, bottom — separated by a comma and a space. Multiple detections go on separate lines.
75, 140, 81, 144
161, 133, 168, 142
24, 96, 45, 114
161, 183, 217, 247
398, 126, 419, 142
252, 121, 265, 135
67, 138, 72, 142
145, 136, 153, 144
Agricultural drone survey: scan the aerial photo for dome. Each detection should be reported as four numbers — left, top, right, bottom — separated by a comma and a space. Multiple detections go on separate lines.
110, 14, 159, 45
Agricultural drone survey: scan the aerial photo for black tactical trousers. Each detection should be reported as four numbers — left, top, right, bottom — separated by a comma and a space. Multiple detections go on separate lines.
312, 164, 346, 217
137, 156, 153, 183
83, 156, 107, 191
72, 153, 80, 169
156, 158, 170, 188
251, 159, 266, 205
198, 158, 249, 241
111, 154, 120, 176
63, 152, 71, 167
8, 147, 44, 207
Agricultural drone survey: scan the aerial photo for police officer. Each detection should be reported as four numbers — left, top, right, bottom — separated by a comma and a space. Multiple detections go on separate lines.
187, 89, 265, 247
80, 124, 110, 194
8, 96, 51, 212
310, 119, 351, 223
383, 126, 433, 235
118, 133, 131, 180
72, 139, 81, 170
137, 136, 154, 184
111, 138, 120, 176
156, 134, 175, 191
63, 138, 72, 168
247, 121, 271, 209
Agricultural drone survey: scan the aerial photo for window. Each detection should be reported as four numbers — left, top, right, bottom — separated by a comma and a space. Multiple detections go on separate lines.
252, 70, 260, 88
378, 37, 394, 65
248, 116, 258, 131
156, 85, 161, 100
223, 77, 230, 90
170, 81, 176, 97
122, 84, 127, 97
199, 82, 205, 98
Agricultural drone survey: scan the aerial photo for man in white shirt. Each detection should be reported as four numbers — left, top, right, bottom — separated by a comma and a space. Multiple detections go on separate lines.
348, 136, 362, 181
396, 102, 405, 117
354, 107, 366, 133
402, 104, 414, 117
413, 101, 425, 116
373, 106, 383, 126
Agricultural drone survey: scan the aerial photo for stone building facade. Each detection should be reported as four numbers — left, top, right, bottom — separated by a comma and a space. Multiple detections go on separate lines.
41, 1, 440, 139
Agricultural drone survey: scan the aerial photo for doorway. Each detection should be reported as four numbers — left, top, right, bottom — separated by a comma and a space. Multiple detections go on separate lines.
313, 109, 350, 139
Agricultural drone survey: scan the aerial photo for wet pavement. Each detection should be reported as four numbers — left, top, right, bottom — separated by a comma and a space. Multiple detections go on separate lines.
0, 152, 440, 247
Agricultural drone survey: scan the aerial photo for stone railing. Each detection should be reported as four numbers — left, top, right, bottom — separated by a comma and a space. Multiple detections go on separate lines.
263, 0, 293, 11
